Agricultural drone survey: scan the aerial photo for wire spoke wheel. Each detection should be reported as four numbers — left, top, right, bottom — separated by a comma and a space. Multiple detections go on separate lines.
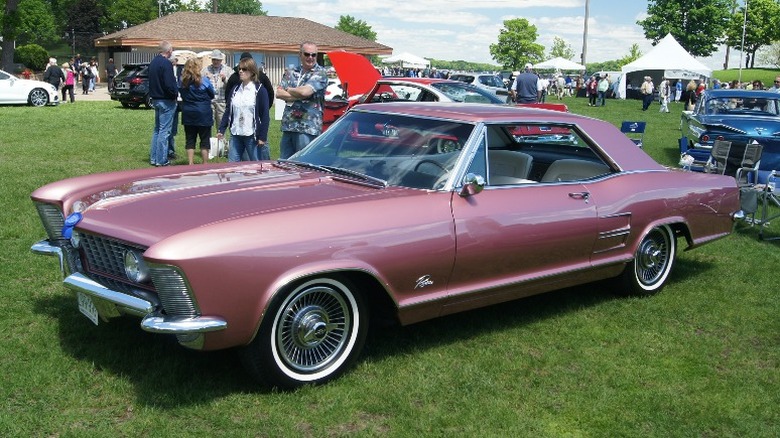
618, 225, 676, 296
275, 284, 352, 373
241, 276, 367, 388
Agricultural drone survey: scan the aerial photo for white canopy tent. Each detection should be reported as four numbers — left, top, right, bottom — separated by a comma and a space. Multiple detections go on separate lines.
533, 57, 585, 71
380, 52, 431, 69
618, 33, 711, 99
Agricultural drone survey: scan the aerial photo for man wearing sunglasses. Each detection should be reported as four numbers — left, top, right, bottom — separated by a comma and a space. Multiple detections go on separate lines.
276, 41, 329, 159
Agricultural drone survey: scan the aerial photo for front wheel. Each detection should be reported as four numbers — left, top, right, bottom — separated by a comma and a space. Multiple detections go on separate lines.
29, 88, 49, 107
617, 225, 676, 296
240, 276, 368, 389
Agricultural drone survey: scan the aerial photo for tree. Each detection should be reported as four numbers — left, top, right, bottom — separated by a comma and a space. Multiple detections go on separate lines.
1, 0, 22, 71
203, 0, 266, 15
638, 0, 732, 57
335, 15, 376, 41
724, 0, 780, 68
617, 43, 642, 67
548, 36, 575, 60
65, 0, 104, 54
489, 18, 544, 70
759, 42, 780, 68
16, 0, 59, 46
14, 43, 48, 70
104, 0, 158, 31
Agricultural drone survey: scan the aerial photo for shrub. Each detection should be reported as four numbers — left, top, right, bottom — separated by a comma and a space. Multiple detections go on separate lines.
14, 44, 49, 71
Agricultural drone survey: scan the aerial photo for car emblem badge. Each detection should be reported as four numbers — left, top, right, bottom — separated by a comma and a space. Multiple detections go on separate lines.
415, 275, 434, 289
755, 127, 764, 135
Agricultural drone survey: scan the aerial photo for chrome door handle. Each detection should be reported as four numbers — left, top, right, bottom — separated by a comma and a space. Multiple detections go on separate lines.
569, 191, 590, 203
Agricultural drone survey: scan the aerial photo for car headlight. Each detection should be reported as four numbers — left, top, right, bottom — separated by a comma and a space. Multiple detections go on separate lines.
124, 249, 150, 283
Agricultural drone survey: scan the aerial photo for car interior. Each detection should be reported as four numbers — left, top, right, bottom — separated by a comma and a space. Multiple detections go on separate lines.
298, 113, 613, 191
481, 124, 612, 186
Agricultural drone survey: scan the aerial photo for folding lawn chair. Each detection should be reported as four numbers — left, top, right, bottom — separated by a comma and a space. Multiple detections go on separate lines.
620, 121, 646, 148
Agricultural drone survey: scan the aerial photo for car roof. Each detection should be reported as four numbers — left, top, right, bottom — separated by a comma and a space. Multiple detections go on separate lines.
378, 77, 458, 86
354, 102, 581, 123
350, 102, 664, 172
704, 89, 780, 98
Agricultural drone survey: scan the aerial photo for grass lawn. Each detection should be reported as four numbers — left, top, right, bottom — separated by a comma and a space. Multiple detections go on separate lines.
1, 94, 779, 436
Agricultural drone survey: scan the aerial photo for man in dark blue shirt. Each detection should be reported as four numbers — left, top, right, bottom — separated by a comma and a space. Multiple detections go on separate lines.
511, 63, 540, 104
148, 41, 178, 166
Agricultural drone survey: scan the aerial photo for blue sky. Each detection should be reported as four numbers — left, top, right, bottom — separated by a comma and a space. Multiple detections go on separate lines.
262, 0, 732, 70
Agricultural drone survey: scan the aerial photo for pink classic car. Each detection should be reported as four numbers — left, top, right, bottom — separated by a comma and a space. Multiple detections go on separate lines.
31, 103, 740, 388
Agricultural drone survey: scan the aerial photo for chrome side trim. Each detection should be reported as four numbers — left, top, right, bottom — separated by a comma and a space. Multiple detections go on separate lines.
63, 272, 155, 316
141, 315, 228, 333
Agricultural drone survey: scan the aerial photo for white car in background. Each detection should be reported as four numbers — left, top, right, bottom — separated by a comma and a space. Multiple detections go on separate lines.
449, 72, 512, 103
325, 77, 345, 101
0, 69, 59, 106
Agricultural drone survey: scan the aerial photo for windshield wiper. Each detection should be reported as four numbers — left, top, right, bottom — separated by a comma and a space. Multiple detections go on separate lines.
320, 165, 388, 187
274, 159, 332, 173
274, 160, 387, 187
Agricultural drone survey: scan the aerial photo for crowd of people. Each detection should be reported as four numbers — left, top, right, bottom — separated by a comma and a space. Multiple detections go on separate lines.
148, 40, 327, 167
41, 54, 111, 103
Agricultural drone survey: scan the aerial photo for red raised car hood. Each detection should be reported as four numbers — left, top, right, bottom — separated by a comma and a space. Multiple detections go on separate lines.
326, 51, 381, 98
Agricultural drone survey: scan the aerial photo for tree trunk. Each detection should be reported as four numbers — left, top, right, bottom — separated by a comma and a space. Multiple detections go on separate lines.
1, 0, 20, 72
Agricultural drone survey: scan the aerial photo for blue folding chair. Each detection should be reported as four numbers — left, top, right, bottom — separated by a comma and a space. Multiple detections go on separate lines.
679, 136, 709, 172
621, 121, 646, 148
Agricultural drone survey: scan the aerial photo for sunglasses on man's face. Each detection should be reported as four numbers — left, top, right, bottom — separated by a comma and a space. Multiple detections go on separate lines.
301, 52, 318, 58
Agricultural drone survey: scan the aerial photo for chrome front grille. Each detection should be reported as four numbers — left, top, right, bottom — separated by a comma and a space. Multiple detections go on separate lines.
80, 234, 145, 278
35, 202, 65, 241
150, 267, 198, 317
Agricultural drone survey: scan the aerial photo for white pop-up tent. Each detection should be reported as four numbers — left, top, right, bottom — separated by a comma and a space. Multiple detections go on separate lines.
533, 57, 585, 71
380, 52, 431, 69
618, 33, 711, 99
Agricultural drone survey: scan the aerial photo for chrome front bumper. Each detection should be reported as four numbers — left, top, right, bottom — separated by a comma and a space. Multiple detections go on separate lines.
32, 239, 227, 338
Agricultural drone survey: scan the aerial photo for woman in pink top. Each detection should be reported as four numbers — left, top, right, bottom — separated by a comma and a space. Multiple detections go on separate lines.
61, 62, 75, 103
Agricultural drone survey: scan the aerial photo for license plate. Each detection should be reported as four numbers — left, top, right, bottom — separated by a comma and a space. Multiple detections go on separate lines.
77, 292, 99, 326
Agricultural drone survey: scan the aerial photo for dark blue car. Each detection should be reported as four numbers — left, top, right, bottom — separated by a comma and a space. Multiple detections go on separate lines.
680, 89, 780, 182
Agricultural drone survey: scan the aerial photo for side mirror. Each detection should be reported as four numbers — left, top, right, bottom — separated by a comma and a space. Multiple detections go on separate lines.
459, 173, 485, 197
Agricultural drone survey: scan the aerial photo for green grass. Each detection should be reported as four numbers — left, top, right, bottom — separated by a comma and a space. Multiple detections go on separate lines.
1, 95, 779, 436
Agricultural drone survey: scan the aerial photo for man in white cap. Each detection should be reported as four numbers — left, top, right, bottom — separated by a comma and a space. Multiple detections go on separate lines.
510, 63, 541, 104
201, 49, 232, 134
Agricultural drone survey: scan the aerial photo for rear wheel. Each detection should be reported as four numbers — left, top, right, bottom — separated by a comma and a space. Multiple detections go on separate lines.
29, 88, 49, 107
617, 225, 676, 296
240, 276, 368, 389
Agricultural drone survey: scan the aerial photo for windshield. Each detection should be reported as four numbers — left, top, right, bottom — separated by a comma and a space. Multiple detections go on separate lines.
289, 110, 476, 190
703, 95, 780, 116
431, 82, 504, 103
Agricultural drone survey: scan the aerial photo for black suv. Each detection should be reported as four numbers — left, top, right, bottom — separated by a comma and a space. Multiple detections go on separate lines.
111, 63, 152, 108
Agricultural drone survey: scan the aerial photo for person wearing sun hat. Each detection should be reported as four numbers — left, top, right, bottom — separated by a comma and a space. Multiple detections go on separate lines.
201, 49, 232, 134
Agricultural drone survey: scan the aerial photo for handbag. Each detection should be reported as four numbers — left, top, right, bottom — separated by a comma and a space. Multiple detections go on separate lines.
208, 137, 225, 159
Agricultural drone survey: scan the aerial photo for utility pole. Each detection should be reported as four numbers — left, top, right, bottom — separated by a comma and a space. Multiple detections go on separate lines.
581, 0, 589, 67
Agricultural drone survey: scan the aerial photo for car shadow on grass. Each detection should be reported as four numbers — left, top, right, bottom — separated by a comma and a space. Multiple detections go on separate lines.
33, 255, 716, 402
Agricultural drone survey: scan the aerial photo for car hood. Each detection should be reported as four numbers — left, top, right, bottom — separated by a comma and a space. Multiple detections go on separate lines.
326, 51, 381, 97
20, 78, 55, 91
37, 163, 405, 247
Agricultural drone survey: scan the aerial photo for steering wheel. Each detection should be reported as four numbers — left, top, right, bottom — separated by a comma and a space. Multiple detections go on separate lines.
414, 159, 452, 190
414, 159, 449, 174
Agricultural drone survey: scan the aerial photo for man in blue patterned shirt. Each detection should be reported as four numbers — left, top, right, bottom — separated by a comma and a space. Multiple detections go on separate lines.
276, 41, 328, 159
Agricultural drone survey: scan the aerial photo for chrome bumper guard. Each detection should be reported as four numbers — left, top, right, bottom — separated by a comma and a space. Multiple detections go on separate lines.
32, 239, 227, 335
